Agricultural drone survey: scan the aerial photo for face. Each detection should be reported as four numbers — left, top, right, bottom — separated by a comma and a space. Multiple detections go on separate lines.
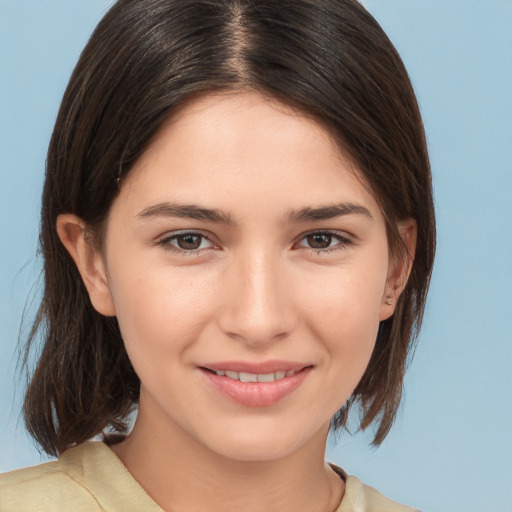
75, 92, 401, 461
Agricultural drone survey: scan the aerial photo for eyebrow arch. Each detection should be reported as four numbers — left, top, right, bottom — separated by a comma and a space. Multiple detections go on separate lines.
288, 202, 373, 223
137, 202, 235, 225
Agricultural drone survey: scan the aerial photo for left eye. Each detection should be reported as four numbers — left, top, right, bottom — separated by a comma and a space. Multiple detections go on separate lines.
296, 232, 350, 251
304, 233, 335, 249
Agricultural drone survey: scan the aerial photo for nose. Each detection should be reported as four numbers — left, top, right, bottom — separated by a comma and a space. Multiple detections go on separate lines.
217, 248, 297, 347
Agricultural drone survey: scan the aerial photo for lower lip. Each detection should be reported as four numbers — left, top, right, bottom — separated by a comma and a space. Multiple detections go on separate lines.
201, 367, 312, 407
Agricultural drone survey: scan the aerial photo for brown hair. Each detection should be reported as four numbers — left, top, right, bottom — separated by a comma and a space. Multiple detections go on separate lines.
23, 0, 435, 457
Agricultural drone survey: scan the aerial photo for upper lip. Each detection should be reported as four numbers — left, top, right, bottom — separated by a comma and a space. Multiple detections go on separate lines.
200, 361, 311, 374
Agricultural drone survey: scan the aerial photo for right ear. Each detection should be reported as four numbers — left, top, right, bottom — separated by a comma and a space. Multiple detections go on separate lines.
56, 214, 116, 316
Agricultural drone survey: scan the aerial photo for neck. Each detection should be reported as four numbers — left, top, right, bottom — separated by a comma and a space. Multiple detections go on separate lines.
110, 397, 344, 512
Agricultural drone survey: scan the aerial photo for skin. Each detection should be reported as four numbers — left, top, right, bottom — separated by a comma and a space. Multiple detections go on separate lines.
58, 91, 415, 512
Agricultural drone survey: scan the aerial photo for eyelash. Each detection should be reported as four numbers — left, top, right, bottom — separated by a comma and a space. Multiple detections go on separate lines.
296, 231, 353, 254
155, 231, 216, 257
155, 230, 353, 256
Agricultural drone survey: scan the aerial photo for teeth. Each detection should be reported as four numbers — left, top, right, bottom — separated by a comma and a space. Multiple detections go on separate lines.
213, 369, 297, 382
257, 373, 276, 382
239, 372, 258, 383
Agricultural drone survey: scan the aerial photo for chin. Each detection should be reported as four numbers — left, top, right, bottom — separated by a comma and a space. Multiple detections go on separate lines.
194, 418, 326, 463
212, 439, 301, 463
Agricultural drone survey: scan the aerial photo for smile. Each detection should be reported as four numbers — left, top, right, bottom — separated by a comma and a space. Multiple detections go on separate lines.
212, 369, 298, 382
200, 364, 312, 407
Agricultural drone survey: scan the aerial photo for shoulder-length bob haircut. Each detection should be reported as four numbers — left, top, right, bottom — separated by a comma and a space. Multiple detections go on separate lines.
23, 0, 435, 457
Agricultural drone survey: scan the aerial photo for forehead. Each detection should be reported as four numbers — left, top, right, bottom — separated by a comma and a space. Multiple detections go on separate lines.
144, 91, 343, 169
115, 91, 382, 222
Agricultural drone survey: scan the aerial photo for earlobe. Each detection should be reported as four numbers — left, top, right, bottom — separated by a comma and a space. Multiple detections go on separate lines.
379, 218, 417, 321
56, 214, 116, 316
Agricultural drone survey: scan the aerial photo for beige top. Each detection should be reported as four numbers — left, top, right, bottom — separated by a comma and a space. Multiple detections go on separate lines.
0, 442, 418, 512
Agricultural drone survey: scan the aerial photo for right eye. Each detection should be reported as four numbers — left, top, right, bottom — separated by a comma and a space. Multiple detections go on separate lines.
157, 231, 217, 254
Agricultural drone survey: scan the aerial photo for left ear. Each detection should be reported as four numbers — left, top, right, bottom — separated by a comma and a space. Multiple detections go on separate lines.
379, 218, 417, 321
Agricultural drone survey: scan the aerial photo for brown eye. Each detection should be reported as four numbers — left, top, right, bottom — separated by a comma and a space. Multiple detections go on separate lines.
175, 234, 204, 250
295, 231, 352, 254
306, 233, 333, 249
157, 231, 215, 253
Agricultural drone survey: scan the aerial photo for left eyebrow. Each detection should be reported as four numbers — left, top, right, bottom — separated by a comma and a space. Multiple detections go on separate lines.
288, 202, 373, 223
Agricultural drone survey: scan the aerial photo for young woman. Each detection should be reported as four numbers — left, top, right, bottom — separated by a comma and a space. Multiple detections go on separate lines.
0, 1, 435, 510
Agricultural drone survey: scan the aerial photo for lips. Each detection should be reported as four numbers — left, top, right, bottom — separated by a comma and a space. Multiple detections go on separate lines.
200, 362, 312, 407
212, 369, 299, 382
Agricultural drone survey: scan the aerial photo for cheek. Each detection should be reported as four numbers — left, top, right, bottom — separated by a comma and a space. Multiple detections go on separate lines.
302, 262, 387, 368
106, 260, 218, 366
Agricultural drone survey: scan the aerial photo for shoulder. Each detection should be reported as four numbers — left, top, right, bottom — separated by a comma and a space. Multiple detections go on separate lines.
0, 442, 162, 512
331, 465, 420, 512
0, 458, 102, 511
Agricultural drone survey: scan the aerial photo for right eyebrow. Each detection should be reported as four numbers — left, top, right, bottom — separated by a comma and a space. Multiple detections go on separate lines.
137, 202, 235, 226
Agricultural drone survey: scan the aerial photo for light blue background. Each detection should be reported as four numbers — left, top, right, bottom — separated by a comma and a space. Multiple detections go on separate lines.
1, 1, 511, 511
